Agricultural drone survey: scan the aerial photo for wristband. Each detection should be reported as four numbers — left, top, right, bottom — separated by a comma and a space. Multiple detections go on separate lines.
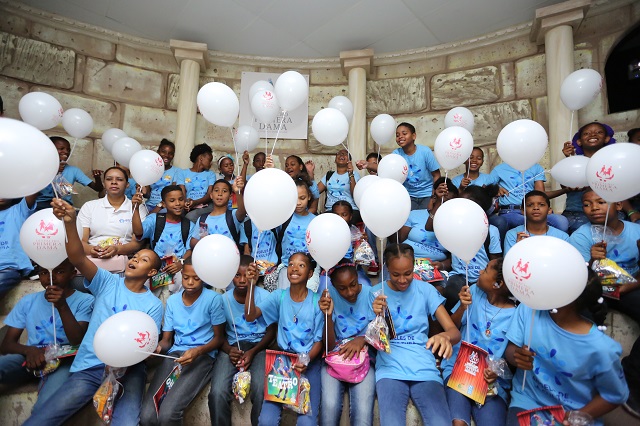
628, 210, 638, 218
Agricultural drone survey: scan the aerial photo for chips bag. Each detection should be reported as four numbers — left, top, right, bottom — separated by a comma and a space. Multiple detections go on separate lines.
591, 258, 637, 299
232, 370, 251, 404
52, 173, 77, 197
284, 377, 311, 415
256, 260, 277, 276
364, 315, 390, 353
93, 367, 126, 424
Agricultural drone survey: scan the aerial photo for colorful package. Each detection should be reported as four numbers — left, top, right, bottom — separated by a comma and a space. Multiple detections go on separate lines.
151, 255, 177, 291
153, 363, 182, 414
591, 258, 637, 300
516, 405, 565, 426
232, 370, 251, 404
284, 377, 310, 415
364, 315, 390, 353
93, 367, 126, 424
446, 341, 489, 405
413, 258, 444, 282
264, 350, 301, 405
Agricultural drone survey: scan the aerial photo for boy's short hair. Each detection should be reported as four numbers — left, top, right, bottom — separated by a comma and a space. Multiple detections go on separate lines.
212, 179, 232, 192
523, 190, 550, 207
366, 152, 382, 162
148, 250, 162, 271
432, 176, 459, 197
253, 152, 266, 161
159, 138, 175, 150
628, 128, 640, 141
50, 136, 70, 145
239, 255, 254, 267
396, 122, 416, 133
161, 184, 183, 201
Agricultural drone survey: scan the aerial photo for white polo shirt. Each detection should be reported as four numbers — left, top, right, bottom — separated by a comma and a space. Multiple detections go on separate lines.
77, 196, 147, 246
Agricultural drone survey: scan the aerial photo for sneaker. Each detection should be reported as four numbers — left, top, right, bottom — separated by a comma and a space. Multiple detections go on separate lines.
367, 264, 379, 277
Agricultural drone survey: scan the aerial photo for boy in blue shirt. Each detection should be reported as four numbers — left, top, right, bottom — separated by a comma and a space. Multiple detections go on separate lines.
23, 199, 164, 426
147, 139, 180, 213
0, 259, 93, 412
209, 255, 277, 426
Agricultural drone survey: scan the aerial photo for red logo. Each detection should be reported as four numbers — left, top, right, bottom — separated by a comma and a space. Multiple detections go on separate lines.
134, 331, 151, 349
154, 157, 164, 167
453, 113, 463, 123
305, 229, 312, 246
595, 165, 614, 182
402, 164, 408, 175
263, 91, 274, 101
449, 137, 462, 150
35, 220, 59, 238
512, 259, 531, 281
483, 213, 488, 226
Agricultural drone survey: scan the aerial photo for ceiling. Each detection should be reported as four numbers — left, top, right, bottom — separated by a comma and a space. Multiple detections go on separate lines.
18, 0, 565, 58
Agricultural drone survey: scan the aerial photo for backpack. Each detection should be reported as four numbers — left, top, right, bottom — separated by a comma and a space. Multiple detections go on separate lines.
152, 213, 191, 251
199, 210, 241, 249
243, 219, 278, 253
322, 171, 335, 212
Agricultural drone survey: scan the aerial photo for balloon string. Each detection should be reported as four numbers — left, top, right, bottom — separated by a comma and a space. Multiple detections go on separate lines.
225, 292, 242, 352
379, 237, 384, 301
522, 308, 536, 391
247, 230, 262, 317
230, 127, 240, 180
508, 170, 549, 194
269, 110, 287, 157
522, 172, 527, 232
265, 128, 268, 157
341, 143, 353, 163
465, 262, 470, 343
325, 273, 329, 356
135, 350, 179, 360
67, 138, 78, 163
466, 160, 471, 180
602, 205, 610, 243
569, 111, 574, 144
441, 170, 449, 204
49, 269, 57, 346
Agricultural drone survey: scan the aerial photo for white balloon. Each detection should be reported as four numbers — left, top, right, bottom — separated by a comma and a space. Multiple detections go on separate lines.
377, 153, 408, 184
370, 114, 396, 146
93, 310, 159, 367
192, 234, 240, 289
503, 236, 587, 310
19, 209, 68, 271
18, 92, 63, 131
434, 126, 474, 171
328, 96, 354, 124
62, 108, 94, 138
129, 150, 165, 186
444, 107, 474, 133
585, 143, 640, 203
235, 125, 260, 152
111, 137, 142, 168
274, 71, 308, 111
560, 69, 603, 111
0, 118, 59, 198
244, 168, 298, 231
550, 156, 590, 188
197, 82, 239, 127
354, 175, 380, 208
251, 90, 281, 124
496, 119, 548, 172
305, 213, 352, 270
249, 80, 274, 102
312, 108, 349, 147
433, 198, 488, 263
360, 179, 411, 238
102, 128, 127, 153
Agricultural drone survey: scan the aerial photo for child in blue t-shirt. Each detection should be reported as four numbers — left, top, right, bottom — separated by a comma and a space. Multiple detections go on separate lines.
505, 273, 629, 426
178, 143, 216, 222
317, 149, 360, 219
209, 255, 277, 426
285, 155, 321, 214
331, 201, 371, 286
246, 252, 325, 426
147, 139, 181, 213
140, 258, 226, 426
370, 244, 460, 426
0, 259, 93, 413
451, 147, 492, 190
442, 258, 515, 426
23, 199, 164, 426
318, 260, 376, 426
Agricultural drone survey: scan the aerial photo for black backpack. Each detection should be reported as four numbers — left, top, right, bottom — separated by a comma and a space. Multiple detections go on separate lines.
199, 210, 241, 249
243, 216, 292, 264
152, 213, 191, 251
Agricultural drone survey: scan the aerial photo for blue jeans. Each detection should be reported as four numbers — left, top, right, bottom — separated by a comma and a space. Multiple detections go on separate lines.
23, 363, 147, 426
140, 351, 214, 426
376, 378, 451, 426
490, 209, 569, 246
0, 354, 72, 412
445, 377, 507, 426
258, 357, 322, 426
320, 363, 375, 426
0, 268, 24, 298
506, 406, 526, 426
209, 342, 266, 426
410, 196, 430, 211
562, 210, 590, 235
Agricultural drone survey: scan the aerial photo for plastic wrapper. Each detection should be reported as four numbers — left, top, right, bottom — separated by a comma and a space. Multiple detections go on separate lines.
93, 366, 125, 425
354, 240, 376, 266
364, 315, 390, 353
284, 377, 310, 415
27, 344, 61, 378
232, 370, 251, 404
98, 237, 121, 249
256, 260, 277, 276
486, 357, 513, 398
52, 174, 77, 197
413, 258, 443, 283
296, 352, 310, 366
591, 258, 637, 299
565, 410, 594, 426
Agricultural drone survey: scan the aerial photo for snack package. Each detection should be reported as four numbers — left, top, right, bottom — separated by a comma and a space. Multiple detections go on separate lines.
486, 357, 513, 398
517, 405, 565, 426
284, 377, 311, 415
232, 370, 251, 404
153, 363, 182, 414
413, 258, 444, 283
98, 237, 121, 249
52, 174, 78, 197
256, 260, 277, 276
354, 240, 376, 266
93, 367, 126, 424
27, 344, 62, 378
591, 258, 637, 299
364, 315, 390, 353
151, 254, 178, 291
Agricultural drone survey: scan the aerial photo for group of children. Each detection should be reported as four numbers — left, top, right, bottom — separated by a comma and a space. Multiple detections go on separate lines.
0, 121, 638, 425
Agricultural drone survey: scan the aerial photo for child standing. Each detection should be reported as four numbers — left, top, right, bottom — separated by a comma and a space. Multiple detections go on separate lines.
451, 147, 492, 190
147, 139, 180, 213
317, 149, 360, 220
284, 155, 320, 214
139, 258, 226, 426
178, 143, 216, 222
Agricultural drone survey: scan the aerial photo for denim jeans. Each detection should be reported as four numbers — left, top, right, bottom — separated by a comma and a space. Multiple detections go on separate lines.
376, 378, 451, 426
320, 363, 375, 426
410, 196, 430, 211
562, 210, 590, 235
0, 354, 72, 413
258, 357, 322, 426
0, 268, 23, 299
609, 289, 640, 400
208, 342, 266, 426
23, 363, 147, 426
445, 378, 507, 426
505, 406, 526, 426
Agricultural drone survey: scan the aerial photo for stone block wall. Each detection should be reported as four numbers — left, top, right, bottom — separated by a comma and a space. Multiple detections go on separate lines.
1, 0, 639, 207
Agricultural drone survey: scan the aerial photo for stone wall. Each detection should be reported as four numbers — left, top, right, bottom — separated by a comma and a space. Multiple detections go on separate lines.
1, 0, 639, 207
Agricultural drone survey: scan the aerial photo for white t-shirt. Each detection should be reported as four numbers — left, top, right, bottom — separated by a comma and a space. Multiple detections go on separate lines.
77, 197, 147, 246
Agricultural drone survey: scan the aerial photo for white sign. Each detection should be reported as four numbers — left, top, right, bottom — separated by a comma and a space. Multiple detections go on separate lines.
239, 72, 309, 140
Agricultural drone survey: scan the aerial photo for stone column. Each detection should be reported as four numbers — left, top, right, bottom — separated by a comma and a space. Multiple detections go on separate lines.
170, 40, 209, 169
531, 0, 590, 210
340, 49, 374, 175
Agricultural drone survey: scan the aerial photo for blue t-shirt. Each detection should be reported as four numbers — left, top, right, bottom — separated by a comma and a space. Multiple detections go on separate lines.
280, 213, 315, 265
369, 280, 445, 382
504, 225, 570, 255
393, 145, 441, 198
191, 210, 242, 243
164, 288, 225, 358
5, 290, 94, 347
125, 177, 137, 199
309, 181, 320, 200
564, 190, 586, 213
71, 268, 164, 372
328, 284, 375, 341
176, 169, 215, 201
140, 213, 195, 258
450, 225, 501, 282
321, 171, 359, 211
488, 163, 546, 207
37, 166, 93, 204
451, 173, 493, 189
0, 199, 36, 274
147, 166, 181, 210
222, 288, 269, 345
239, 221, 278, 265
402, 209, 448, 261
569, 221, 640, 276
506, 305, 628, 424
441, 284, 515, 402
257, 288, 323, 353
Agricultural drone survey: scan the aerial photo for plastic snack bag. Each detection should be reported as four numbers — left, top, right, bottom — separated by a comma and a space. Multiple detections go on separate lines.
255, 260, 277, 276
354, 240, 376, 266
591, 258, 637, 300
285, 377, 311, 415
232, 370, 251, 404
93, 367, 126, 424
27, 344, 61, 378
486, 357, 513, 397
52, 174, 77, 197
364, 315, 390, 353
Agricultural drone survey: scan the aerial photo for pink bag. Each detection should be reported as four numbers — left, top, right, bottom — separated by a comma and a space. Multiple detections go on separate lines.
324, 342, 370, 384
